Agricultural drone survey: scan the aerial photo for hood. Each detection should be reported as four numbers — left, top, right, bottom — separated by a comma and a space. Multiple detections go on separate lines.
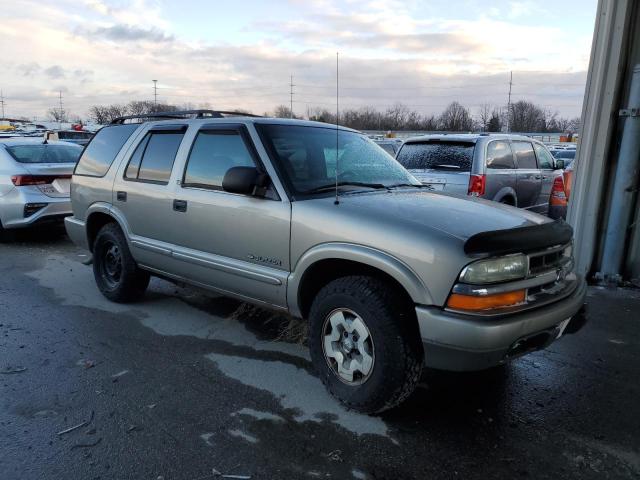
329, 189, 548, 241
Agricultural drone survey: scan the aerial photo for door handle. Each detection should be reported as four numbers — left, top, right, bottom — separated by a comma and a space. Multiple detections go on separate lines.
534, 175, 542, 180
173, 199, 187, 212
116, 191, 127, 202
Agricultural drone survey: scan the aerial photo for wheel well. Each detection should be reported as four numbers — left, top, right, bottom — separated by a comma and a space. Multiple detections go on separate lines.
500, 195, 516, 206
86, 212, 118, 251
297, 259, 415, 319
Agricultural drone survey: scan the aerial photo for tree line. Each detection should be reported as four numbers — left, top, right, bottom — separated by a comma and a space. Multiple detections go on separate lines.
81, 99, 580, 133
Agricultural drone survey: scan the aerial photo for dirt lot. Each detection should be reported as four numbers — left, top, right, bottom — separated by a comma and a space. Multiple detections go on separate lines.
1, 230, 639, 480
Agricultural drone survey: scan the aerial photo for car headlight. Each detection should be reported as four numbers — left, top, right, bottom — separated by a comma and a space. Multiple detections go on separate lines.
460, 254, 527, 284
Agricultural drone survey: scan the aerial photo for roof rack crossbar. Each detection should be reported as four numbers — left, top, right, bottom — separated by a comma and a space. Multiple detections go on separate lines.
110, 109, 262, 125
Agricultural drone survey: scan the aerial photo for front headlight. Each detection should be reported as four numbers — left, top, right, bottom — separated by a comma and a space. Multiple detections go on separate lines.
460, 254, 527, 284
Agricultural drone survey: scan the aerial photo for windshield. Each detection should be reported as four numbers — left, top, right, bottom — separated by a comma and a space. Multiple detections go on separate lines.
396, 141, 475, 171
554, 150, 576, 160
58, 131, 93, 140
257, 124, 420, 197
6, 144, 83, 163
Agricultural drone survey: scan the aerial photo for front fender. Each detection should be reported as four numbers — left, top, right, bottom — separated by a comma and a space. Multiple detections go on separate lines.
287, 242, 433, 318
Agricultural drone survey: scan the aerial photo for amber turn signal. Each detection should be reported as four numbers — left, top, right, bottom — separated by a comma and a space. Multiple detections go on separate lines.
447, 290, 526, 311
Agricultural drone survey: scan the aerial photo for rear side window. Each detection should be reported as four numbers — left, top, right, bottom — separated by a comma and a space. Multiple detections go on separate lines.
125, 130, 185, 184
75, 124, 138, 177
486, 141, 515, 169
183, 130, 256, 189
6, 144, 82, 164
396, 141, 475, 171
512, 141, 537, 169
534, 144, 555, 169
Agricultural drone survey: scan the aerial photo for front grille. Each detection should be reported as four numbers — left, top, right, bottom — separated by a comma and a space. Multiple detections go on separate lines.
527, 244, 570, 276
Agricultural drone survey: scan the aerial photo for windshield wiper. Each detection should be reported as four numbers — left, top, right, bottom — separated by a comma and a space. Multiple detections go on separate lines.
387, 183, 431, 189
302, 182, 388, 194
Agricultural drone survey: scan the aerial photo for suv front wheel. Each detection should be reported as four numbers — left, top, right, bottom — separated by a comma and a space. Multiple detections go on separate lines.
309, 276, 423, 414
93, 223, 150, 303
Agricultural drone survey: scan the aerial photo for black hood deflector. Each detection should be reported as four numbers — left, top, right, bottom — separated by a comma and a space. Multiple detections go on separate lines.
464, 220, 573, 256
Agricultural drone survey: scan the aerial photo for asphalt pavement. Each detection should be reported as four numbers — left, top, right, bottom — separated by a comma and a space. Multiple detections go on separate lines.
1, 229, 639, 480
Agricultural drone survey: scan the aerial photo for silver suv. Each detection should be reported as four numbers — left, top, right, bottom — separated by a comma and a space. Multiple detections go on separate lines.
396, 134, 559, 213
65, 111, 586, 413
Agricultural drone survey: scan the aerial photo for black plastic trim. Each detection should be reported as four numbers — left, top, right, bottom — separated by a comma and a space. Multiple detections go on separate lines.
464, 220, 573, 256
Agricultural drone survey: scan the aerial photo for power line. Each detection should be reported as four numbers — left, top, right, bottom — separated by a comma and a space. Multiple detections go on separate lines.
152, 79, 158, 107
58, 90, 64, 128
289, 74, 295, 118
506, 71, 513, 133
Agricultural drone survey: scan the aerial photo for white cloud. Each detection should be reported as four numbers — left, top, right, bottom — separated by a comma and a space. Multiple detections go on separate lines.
0, 0, 592, 120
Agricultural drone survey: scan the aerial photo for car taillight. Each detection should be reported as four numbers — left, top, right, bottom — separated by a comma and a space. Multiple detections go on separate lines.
468, 174, 486, 196
562, 170, 573, 200
550, 176, 567, 206
11, 175, 70, 186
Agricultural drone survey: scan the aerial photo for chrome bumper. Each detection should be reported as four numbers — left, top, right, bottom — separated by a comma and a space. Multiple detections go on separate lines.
416, 276, 587, 371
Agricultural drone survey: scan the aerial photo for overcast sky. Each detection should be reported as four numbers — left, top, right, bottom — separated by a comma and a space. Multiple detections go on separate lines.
1, 0, 597, 121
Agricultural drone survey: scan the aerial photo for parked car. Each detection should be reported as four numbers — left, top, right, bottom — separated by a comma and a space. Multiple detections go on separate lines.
0, 139, 82, 240
65, 112, 586, 413
373, 138, 403, 156
45, 130, 94, 146
549, 148, 576, 168
396, 134, 561, 215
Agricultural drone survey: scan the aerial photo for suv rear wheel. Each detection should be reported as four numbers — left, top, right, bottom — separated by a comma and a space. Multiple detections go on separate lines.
309, 276, 423, 414
93, 223, 150, 303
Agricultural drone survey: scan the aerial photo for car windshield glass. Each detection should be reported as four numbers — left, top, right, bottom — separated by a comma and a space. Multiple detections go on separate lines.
6, 144, 83, 163
555, 150, 576, 159
257, 124, 420, 197
396, 141, 475, 171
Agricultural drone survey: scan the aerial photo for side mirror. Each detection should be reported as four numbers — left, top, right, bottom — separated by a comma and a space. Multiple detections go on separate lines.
555, 159, 565, 170
222, 166, 268, 195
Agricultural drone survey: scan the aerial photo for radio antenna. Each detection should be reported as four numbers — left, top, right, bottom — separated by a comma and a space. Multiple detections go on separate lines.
334, 51, 340, 205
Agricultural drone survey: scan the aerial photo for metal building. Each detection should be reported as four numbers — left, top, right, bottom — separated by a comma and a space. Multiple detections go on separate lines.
570, 0, 640, 285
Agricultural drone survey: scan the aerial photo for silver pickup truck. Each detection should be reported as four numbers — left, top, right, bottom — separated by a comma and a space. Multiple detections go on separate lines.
65, 111, 586, 413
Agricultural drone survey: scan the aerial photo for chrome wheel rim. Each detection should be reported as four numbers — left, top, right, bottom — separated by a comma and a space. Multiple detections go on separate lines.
322, 308, 375, 385
102, 242, 122, 288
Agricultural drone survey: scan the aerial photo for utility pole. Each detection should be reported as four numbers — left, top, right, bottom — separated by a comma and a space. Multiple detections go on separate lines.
289, 75, 295, 119
0, 89, 5, 120
58, 90, 64, 129
152, 79, 158, 109
506, 71, 513, 133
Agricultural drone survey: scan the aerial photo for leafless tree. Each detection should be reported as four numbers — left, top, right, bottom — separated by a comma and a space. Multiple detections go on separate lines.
477, 103, 493, 131
508, 100, 545, 132
439, 102, 473, 131
47, 107, 67, 123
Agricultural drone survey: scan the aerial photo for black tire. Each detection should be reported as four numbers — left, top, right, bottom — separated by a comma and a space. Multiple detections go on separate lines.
93, 223, 150, 303
309, 276, 423, 414
0, 222, 15, 243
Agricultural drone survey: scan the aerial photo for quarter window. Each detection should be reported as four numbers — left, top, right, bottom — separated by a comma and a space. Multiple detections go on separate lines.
534, 143, 555, 170
183, 130, 256, 189
512, 141, 537, 169
486, 141, 515, 169
75, 124, 138, 177
125, 130, 184, 184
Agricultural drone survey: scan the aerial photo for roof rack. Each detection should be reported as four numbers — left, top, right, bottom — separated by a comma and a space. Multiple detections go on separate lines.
110, 109, 262, 125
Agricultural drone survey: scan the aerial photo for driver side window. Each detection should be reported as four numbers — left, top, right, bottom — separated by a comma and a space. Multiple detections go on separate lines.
534, 143, 555, 170
182, 130, 256, 190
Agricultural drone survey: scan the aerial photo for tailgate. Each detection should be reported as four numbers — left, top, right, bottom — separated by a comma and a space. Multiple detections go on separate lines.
409, 169, 470, 194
